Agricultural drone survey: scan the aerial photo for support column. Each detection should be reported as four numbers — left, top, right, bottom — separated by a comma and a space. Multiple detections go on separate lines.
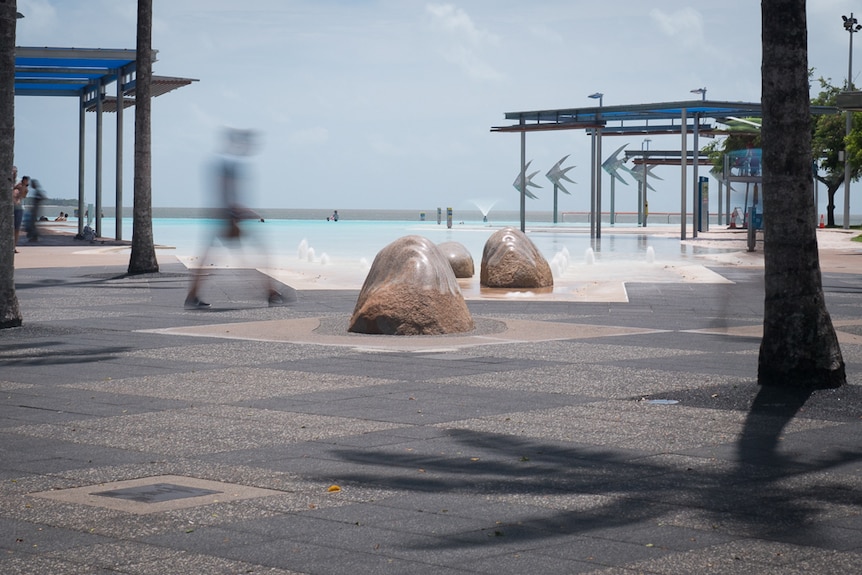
95, 81, 103, 238
680, 108, 688, 240
553, 184, 558, 224
692, 113, 699, 238
116, 68, 125, 240
596, 127, 602, 238
78, 92, 87, 236
590, 130, 596, 239
724, 155, 731, 225
519, 117, 526, 233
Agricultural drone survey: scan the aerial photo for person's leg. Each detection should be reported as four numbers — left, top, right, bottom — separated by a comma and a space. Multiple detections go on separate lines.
13, 206, 22, 251
185, 230, 216, 308
242, 223, 283, 305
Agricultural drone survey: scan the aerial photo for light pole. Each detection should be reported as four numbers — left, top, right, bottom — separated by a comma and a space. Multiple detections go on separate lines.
843, 13, 860, 229
641, 138, 651, 226
690, 87, 707, 101
588, 92, 603, 238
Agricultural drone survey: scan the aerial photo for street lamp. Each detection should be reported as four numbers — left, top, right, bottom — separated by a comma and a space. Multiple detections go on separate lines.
842, 14, 860, 228
588, 92, 603, 107
844, 14, 861, 90
690, 87, 707, 101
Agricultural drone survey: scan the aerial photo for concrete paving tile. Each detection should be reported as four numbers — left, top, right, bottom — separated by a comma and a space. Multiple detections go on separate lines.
267, 386, 586, 425
541, 535, 674, 566
221, 538, 471, 575
0, 386, 191, 424
63, 367, 387, 403
0, 555, 115, 575
42, 540, 185, 570
8, 405, 402, 456
125, 339, 355, 366
456, 549, 598, 574
761, 523, 862, 551
788, 549, 862, 574
586, 522, 737, 552
122, 552, 306, 575
308, 501, 486, 536
143, 524, 283, 555
430, 363, 743, 400
0, 516, 112, 553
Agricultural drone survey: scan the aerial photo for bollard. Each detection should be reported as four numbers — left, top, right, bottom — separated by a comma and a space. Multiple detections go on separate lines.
746, 207, 756, 252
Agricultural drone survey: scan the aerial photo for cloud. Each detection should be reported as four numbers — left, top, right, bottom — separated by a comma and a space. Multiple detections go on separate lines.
426, 3, 498, 46
650, 7, 705, 46
425, 3, 503, 81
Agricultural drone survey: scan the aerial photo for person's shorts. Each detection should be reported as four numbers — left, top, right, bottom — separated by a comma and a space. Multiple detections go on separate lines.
13, 206, 22, 230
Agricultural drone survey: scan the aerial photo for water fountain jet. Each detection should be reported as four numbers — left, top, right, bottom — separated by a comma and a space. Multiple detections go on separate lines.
470, 198, 499, 223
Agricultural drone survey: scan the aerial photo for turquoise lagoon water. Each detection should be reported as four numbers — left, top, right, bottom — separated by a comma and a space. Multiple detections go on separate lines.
89, 216, 724, 270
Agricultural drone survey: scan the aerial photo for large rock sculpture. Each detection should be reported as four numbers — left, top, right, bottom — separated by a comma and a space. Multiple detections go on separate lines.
480, 227, 554, 289
349, 235, 474, 335
437, 241, 474, 278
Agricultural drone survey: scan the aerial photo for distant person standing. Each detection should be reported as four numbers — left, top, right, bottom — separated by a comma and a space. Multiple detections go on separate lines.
185, 128, 284, 309
12, 174, 29, 252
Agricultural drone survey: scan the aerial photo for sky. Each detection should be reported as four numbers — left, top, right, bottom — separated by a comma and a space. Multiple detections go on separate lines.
11, 0, 862, 216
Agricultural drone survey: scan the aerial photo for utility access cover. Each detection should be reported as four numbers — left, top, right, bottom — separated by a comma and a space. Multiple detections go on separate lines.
30, 475, 282, 515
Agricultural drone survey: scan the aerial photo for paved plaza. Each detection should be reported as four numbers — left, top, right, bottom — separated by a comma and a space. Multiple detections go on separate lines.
1, 227, 861, 574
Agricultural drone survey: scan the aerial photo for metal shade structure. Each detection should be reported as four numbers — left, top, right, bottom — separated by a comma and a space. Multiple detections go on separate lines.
15, 46, 197, 239
493, 100, 840, 239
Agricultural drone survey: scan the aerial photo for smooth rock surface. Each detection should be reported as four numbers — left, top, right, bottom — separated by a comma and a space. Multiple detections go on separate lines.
437, 241, 475, 278
349, 235, 474, 335
480, 227, 554, 288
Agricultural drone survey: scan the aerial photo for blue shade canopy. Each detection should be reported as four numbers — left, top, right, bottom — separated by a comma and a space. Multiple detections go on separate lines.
15, 46, 137, 97
15, 46, 195, 109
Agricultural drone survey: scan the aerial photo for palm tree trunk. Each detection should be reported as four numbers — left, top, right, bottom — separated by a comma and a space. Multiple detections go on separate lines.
128, 0, 159, 274
759, 0, 845, 388
0, 1, 22, 328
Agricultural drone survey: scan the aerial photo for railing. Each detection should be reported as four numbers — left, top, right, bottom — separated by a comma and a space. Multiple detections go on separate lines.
560, 211, 713, 225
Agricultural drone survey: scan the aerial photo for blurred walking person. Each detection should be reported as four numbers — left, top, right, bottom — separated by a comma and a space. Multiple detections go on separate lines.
185, 128, 284, 309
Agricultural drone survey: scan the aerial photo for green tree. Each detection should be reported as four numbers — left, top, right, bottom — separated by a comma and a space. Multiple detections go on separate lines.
128, 0, 159, 274
0, 1, 22, 329
759, 0, 845, 389
811, 78, 861, 227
